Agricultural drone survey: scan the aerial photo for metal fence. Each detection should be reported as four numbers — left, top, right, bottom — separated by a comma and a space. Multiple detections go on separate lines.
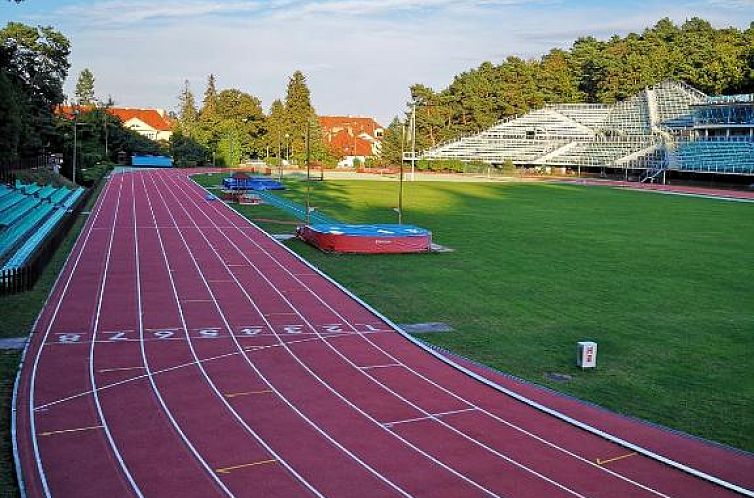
0, 156, 50, 185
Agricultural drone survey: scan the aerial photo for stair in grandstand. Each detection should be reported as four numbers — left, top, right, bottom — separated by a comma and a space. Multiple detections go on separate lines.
640, 167, 666, 183
0, 181, 85, 271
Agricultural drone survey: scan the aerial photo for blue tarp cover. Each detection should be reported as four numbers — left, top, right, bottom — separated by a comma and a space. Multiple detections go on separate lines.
132, 155, 173, 167
307, 224, 430, 237
223, 177, 285, 190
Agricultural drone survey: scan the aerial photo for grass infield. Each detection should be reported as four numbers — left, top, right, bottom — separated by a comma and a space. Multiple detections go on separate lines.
195, 173, 753, 452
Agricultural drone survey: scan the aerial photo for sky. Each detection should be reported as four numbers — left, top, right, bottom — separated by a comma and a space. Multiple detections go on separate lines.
1, 0, 753, 126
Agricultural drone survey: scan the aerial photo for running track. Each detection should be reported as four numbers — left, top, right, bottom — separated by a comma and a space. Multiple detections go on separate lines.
13, 169, 754, 497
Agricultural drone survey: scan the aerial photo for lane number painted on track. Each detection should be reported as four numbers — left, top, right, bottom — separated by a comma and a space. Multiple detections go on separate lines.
238, 326, 265, 336
321, 324, 344, 333
104, 331, 130, 341
154, 330, 175, 340
282, 325, 303, 335
56, 333, 82, 343
197, 328, 221, 338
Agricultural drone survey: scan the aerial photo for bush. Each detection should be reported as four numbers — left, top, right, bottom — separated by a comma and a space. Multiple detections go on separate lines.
415, 159, 490, 173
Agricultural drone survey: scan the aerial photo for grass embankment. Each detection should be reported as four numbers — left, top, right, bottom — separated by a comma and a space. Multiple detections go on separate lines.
196, 173, 753, 451
0, 178, 105, 498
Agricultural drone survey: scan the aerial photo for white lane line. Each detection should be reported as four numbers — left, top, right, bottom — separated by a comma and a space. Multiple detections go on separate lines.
358, 364, 403, 370
165, 173, 499, 498
88, 176, 145, 497
384, 408, 479, 427
36, 333, 353, 412
133, 172, 235, 496
27, 178, 116, 497
156, 172, 418, 498
178, 177, 589, 498
145, 171, 325, 498
199, 180, 676, 498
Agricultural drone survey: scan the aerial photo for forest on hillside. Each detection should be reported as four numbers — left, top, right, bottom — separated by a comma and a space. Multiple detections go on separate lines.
380, 18, 754, 162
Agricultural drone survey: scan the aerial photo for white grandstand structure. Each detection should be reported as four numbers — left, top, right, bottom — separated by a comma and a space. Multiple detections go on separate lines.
419, 80, 749, 177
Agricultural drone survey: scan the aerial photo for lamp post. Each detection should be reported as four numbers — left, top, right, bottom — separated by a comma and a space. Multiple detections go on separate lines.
304, 123, 311, 225
277, 130, 283, 181
72, 109, 79, 185
398, 123, 406, 225
410, 101, 417, 181
285, 133, 290, 164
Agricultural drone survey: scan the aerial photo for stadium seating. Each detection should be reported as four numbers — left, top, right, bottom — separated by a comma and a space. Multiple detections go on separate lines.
673, 140, 754, 174
421, 80, 715, 172
0, 181, 85, 271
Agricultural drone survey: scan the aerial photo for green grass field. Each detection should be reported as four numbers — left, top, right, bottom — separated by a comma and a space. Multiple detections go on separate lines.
195, 173, 754, 451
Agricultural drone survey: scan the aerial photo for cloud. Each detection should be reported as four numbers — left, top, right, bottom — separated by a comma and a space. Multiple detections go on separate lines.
57, 0, 266, 26
55, 0, 552, 27
16, 0, 750, 126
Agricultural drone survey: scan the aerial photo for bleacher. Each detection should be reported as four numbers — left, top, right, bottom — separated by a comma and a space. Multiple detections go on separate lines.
421, 80, 710, 171
0, 181, 85, 272
672, 140, 754, 175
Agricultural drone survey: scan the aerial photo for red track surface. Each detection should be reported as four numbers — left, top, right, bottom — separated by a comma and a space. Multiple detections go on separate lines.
557, 179, 754, 201
14, 169, 754, 497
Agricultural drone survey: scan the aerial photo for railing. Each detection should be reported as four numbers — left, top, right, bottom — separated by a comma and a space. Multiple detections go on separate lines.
0, 184, 90, 296
0, 156, 50, 185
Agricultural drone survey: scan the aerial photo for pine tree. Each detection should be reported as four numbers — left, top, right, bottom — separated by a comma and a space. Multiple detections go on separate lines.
177, 79, 198, 132
75, 68, 96, 105
379, 117, 405, 165
201, 73, 218, 120
283, 70, 329, 163
266, 99, 287, 160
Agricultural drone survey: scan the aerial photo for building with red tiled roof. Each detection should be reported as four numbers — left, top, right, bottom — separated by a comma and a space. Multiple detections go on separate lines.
57, 105, 174, 142
319, 115, 384, 167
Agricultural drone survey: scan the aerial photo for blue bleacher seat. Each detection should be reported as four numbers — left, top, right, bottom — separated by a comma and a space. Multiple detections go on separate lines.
3, 207, 66, 269
0, 203, 55, 261
0, 191, 25, 213
0, 197, 40, 227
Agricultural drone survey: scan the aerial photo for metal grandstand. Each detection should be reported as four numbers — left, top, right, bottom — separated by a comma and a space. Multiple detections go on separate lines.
420, 80, 754, 177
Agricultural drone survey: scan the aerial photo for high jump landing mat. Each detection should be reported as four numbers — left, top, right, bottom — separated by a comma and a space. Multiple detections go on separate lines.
297, 224, 432, 254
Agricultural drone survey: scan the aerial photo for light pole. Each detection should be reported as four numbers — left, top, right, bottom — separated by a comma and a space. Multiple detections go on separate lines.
398, 122, 406, 225
285, 133, 290, 164
410, 101, 417, 181
72, 109, 78, 184
304, 123, 311, 225
277, 130, 283, 181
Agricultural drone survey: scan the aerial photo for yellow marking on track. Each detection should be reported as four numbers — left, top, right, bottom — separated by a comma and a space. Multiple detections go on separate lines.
38, 425, 103, 437
224, 390, 273, 399
595, 452, 637, 465
215, 459, 277, 474
98, 366, 145, 373
245, 344, 281, 352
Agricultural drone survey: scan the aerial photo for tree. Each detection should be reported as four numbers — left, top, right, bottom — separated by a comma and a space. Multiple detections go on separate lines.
177, 79, 198, 134
200, 73, 218, 120
170, 129, 207, 167
283, 70, 329, 163
400, 17, 754, 150
0, 22, 70, 157
75, 68, 96, 105
265, 99, 286, 160
378, 117, 405, 165
215, 88, 266, 164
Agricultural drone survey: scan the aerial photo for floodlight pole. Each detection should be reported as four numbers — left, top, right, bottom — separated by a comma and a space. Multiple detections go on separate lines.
72, 110, 78, 185
410, 102, 417, 181
399, 123, 405, 225
305, 122, 311, 225
277, 130, 282, 181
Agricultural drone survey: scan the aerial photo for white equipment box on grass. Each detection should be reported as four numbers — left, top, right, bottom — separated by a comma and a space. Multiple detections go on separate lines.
577, 341, 597, 368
